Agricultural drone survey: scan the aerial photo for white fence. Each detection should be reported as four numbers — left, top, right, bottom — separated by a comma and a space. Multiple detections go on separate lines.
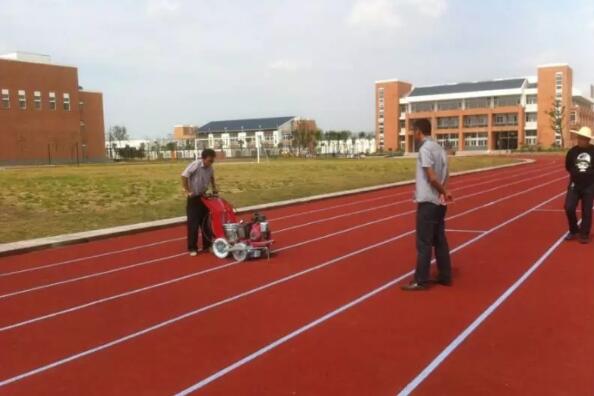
317, 138, 376, 155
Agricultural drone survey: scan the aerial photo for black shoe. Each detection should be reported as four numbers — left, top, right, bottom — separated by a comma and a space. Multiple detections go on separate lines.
579, 235, 590, 244
401, 281, 428, 291
565, 233, 577, 242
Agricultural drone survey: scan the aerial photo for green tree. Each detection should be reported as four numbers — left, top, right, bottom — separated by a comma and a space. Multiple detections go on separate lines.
110, 125, 129, 148
165, 141, 177, 151
547, 99, 566, 147
291, 125, 319, 155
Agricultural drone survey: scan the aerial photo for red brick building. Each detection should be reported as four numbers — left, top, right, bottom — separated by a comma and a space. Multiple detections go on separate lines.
376, 64, 594, 153
0, 52, 105, 164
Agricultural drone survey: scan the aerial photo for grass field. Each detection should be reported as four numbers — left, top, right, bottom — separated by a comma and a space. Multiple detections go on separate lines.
0, 156, 519, 243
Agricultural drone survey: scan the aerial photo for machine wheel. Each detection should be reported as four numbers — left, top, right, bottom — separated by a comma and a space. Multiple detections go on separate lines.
232, 243, 248, 262
212, 238, 230, 259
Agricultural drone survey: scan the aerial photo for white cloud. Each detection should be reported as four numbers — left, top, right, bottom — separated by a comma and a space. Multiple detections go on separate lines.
346, 0, 447, 29
268, 59, 312, 72
146, 0, 180, 17
347, 0, 402, 29
412, 0, 448, 18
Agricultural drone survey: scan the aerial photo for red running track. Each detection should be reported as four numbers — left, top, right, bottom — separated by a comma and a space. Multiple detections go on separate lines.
0, 156, 590, 395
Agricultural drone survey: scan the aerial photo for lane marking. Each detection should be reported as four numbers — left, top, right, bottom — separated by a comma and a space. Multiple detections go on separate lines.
445, 229, 487, 234
535, 205, 593, 213
0, 164, 555, 278
396, 222, 575, 395
173, 191, 566, 395
273, 167, 561, 233
0, 237, 184, 278
269, 164, 545, 222
0, 188, 566, 388
0, 172, 566, 304
0, 175, 567, 330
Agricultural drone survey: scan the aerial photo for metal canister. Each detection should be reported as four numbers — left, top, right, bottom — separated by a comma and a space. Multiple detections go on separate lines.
223, 223, 239, 243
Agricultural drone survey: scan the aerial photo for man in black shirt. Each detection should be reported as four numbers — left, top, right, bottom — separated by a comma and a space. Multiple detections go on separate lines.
565, 127, 594, 244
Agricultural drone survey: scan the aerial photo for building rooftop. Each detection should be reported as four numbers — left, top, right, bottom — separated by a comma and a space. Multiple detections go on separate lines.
199, 116, 295, 133
408, 78, 527, 97
0, 51, 52, 64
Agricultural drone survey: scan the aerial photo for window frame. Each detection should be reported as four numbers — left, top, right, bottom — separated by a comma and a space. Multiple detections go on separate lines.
18, 90, 27, 110
34, 91, 42, 110
49, 92, 57, 110
63, 93, 71, 111
1, 89, 9, 110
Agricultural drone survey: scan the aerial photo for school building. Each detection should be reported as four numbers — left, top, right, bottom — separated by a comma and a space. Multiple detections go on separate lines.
375, 64, 594, 153
0, 52, 105, 165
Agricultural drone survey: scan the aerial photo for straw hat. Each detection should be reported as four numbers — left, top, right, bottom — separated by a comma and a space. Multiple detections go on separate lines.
570, 126, 593, 139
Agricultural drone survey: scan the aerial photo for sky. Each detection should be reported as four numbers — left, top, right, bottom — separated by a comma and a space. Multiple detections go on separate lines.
1, 0, 593, 138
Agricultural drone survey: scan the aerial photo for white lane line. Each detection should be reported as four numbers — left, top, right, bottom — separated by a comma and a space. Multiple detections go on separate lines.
274, 168, 562, 233
534, 206, 594, 213
0, 172, 566, 303
396, 222, 573, 395
0, 237, 184, 278
0, 229, 417, 388
269, 164, 543, 222
173, 191, 566, 395
0, 164, 553, 278
0, 174, 567, 330
445, 229, 487, 234
0, 188, 566, 388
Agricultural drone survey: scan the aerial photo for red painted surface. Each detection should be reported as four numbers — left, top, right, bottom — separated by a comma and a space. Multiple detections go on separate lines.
0, 157, 588, 396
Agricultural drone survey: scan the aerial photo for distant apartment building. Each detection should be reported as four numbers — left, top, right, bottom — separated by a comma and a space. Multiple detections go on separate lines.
0, 52, 105, 164
173, 125, 197, 140
197, 116, 317, 149
375, 64, 594, 153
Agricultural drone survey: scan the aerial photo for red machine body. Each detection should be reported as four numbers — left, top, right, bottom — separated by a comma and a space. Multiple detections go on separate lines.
200, 195, 273, 261
200, 196, 238, 238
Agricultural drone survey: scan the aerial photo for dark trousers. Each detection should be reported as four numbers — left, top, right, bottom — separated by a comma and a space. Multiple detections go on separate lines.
414, 202, 452, 284
186, 196, 212, 251
565, 183, 594, 237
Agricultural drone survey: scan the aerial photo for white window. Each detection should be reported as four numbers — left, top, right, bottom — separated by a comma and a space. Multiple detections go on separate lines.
463, 115, 488, 127
49, 92, 56, 110
63, 93, 71, 111
465, 98, 490, 109
555, 72, 563, 99
525, 129, 537, 146
525, 112, 537, 122
1, 89, 9, 109
34, 91, 42, 110
526, 95, 537, 105
464, 132, 488, 150
18, 90, 26, 110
